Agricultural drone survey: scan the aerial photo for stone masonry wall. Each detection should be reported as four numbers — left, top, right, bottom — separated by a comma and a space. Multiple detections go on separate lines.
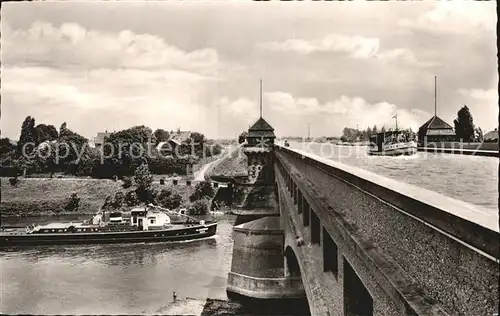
278, 149, 498, 316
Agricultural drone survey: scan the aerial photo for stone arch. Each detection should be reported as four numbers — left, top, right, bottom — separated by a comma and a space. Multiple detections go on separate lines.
284, 246, 301, 277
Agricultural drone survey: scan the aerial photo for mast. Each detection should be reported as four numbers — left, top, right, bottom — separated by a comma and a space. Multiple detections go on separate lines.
308, 123, 311, 139
434, 76, 437, 117
259, 79, 263, 118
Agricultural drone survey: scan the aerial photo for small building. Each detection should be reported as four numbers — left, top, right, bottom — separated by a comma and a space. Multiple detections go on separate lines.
157, 129, 191, 155
483, 128, 498, 143
417, 115, 455, 144
94, 131, 112, 149
245, 117, 276, 148
243, 117, 276, 184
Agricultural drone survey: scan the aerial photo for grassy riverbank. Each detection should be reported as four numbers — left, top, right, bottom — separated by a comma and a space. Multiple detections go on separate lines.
206, 147, 247, 179
0, 178, 196, 217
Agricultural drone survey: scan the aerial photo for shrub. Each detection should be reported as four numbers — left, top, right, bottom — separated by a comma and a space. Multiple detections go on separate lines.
113, 191, 126, 208
187, 198, 210, 215
125, 191, 140, 206
122, 176, 133, 189
189, 181, 215, 202
9, 177, 18, 187
64, 193, 80, 212
102, 195, 115, 210
156, 188, 183, 209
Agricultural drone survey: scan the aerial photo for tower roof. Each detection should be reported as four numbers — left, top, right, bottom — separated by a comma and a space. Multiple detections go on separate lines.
247, 117, 275, 138
419, 115, 453, 130
249, 117, 274, 132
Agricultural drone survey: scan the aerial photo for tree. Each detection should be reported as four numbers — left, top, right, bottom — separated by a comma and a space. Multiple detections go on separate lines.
125, 191, 140, 206
113, 191, 126, 208
154, 129, 170, 145
0, 138, 16, 156
17, 116, 37, 156
380, 126, 386, 133
189, 181, 215, 202
366, 127, 372, 137
102, 195, 115, 211
9, 177, 19, 187
122, 176, 133, 189
187, 198, 210, 215
35, 124, 58, 144
372, 125, 378, 134
474, 126, 484, 142
134, 163, 154, 203
156, 188, 183, 209
238, 131, 248, 144
454, 105, 475, 142
103, 125, 154, 176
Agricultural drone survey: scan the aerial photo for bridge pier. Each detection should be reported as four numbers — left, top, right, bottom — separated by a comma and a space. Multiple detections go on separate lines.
226, 216, 306, 300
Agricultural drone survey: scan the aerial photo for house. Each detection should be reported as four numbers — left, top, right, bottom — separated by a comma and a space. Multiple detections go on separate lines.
156, 129, 191, 155
417, 115, 455, 144
483, 128, 498, 143
93, 131, 112, 149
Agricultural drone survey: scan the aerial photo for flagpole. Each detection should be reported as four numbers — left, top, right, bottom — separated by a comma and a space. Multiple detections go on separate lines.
434, 76, 437, 117
259, 79, 263, 118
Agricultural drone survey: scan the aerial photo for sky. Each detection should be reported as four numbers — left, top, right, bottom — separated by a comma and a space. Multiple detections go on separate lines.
1, 1, 497, 140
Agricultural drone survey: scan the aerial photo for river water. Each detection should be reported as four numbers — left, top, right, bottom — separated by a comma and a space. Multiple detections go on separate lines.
0, 215, 236, 315
288, 141, 498, 211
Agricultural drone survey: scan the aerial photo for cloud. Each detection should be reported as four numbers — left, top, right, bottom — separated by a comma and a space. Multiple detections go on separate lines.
375, 48, 439, 67
258, 33, 436, 67
1, 20, 238, 139
398, 2, 496, 34
3, 21, 220, 73
258, 34, 380, 58
265, 92, 431, 134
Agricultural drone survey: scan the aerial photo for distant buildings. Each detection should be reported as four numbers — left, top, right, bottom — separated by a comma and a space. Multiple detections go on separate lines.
156, 129, 191, 155
417, 115, 455, 143
483, 128, 498, 143
93, 131, 112, 149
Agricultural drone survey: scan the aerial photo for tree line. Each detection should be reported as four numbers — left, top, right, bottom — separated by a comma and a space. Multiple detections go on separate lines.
0, 116, 222, 178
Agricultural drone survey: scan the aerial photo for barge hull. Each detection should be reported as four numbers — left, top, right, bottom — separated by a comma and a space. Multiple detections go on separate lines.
0, 223, 217, 247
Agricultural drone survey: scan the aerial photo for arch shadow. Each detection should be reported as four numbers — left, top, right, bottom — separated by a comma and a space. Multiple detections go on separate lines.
284, 246, 301, 277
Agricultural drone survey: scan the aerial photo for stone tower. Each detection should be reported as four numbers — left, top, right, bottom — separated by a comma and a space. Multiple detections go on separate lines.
242, 80, 276, 184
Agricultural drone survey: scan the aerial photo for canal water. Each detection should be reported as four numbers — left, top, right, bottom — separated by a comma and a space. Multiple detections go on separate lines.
289, 141, 498, 211
0, 215, 236, 315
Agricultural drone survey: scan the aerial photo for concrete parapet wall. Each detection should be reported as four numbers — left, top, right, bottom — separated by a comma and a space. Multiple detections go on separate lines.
227, 272, 305, 299
420, 141, 498, 151
275, 146, 499, 316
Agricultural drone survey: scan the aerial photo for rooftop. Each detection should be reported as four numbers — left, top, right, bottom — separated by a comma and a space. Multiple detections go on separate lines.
484, 128, 498, 141
419, 115, 454, 131
249, 117, 274, 132
94, 132, 112, 144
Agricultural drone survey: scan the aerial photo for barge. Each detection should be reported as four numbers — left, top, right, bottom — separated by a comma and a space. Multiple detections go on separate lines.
0, 204, 217, 247
368, 130, 417, 156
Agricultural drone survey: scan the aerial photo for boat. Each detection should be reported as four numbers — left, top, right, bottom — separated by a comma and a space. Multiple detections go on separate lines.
0, 204, 217, 247
368, 130, 417, 156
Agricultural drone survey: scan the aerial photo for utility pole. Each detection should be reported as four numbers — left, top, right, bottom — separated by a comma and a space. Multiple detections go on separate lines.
307, 123, 311, 139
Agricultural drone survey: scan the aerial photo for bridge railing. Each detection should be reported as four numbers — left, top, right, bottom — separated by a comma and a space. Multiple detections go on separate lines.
273, 145, 499, 316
